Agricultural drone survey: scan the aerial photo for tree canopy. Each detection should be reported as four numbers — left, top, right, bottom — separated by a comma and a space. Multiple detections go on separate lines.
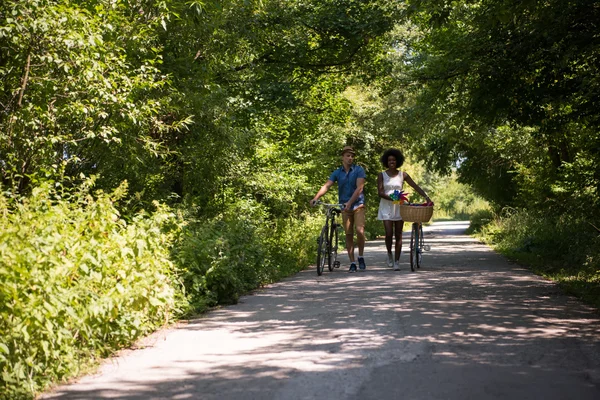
2, 1, 600, 397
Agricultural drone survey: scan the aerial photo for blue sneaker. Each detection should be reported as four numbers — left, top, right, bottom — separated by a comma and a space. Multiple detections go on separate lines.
358, 257, 366, 271
348, 263, 357, 273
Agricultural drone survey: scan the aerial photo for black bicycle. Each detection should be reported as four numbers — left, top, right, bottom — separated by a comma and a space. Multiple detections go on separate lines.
315, 202, 344, 276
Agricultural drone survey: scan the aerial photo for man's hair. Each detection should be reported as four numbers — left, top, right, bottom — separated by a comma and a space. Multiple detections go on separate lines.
380, 148, 405, 168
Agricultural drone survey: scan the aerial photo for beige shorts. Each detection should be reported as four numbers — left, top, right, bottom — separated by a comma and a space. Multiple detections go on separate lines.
341, 206, 365, 235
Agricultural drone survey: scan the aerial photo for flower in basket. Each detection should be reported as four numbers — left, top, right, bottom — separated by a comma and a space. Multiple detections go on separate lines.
390, 190, 408, 205
416, 201, 434, 207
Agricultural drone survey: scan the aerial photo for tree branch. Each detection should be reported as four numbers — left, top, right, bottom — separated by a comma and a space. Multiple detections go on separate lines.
17, 52, 31, 108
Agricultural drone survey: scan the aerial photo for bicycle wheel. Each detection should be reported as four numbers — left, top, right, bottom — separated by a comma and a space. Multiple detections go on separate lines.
316, 226, 328, 276
417, 224, 424, 268
328, 220, 338, 271
410, 223, 419, 272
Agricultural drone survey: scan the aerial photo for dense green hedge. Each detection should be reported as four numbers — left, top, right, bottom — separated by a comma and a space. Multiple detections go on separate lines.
173, 198, 321, 312
0, 181, 322, 399
0, 181, 179, 399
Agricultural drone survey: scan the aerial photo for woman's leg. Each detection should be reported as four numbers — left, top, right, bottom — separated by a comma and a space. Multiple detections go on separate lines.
383, 220, 394, 254
383, 220, 394, 267
394, 220, 405, 261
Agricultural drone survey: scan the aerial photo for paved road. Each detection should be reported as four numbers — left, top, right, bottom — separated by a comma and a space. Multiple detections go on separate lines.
43, 221, 600, 399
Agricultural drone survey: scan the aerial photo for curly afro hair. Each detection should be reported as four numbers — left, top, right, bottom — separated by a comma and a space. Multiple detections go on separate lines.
380, 148, 405, 168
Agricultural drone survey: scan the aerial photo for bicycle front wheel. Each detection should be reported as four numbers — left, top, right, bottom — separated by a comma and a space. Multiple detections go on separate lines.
316, 226, 328, 276
417, 224, 424, 268
328, 221, 338, 271
410, 223, 419, 272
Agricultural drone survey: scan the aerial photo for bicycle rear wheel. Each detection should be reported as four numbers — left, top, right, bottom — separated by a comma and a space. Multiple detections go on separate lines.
410, 223, 419, 272
417, 224, 424, 268
316, 226, 328, 276
328, 221, 338, 271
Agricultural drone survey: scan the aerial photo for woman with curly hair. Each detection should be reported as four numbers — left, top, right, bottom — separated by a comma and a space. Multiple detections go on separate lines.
377, 148, 432, 270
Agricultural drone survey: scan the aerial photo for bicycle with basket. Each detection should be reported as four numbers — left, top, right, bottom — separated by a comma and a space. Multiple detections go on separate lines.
399, 202, 434, 272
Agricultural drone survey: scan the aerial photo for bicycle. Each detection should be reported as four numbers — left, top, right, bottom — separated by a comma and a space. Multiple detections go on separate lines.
315, 202, 344, 276
399, 204, 433, 272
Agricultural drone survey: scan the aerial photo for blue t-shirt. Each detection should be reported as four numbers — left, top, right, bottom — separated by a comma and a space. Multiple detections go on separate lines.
328, 164, 366, 209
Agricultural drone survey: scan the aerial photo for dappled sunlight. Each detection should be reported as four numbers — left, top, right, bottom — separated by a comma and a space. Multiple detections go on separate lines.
43, 221, 600, 400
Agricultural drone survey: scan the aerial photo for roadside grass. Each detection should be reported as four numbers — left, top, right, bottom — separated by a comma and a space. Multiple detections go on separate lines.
468, 209, 600, 311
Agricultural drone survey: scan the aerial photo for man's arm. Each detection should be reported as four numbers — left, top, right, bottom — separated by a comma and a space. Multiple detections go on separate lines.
343, 177, 365, 212
310, 180, 335, 206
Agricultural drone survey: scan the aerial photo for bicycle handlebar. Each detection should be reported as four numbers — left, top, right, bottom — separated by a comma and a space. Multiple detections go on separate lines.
314, 201, 345, 208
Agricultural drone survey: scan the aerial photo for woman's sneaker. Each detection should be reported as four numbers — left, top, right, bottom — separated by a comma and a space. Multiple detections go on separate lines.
393, 261, 400, 271
349, 263, 357, 273
387, 253, 394, 268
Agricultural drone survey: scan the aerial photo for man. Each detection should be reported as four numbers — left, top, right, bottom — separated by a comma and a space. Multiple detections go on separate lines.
310, 146, 366, 273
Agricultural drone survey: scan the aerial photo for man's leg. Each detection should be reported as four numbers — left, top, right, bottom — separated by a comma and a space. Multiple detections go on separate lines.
354, 208, 366, 270
342, 211, 356, 272
345, 233, 355, 261
354, 207, 366, 256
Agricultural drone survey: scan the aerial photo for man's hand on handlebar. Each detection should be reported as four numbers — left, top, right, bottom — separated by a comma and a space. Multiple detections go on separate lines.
310, 199, 318, 207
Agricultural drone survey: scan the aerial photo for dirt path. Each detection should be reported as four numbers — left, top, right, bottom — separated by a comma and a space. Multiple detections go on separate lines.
42, 221, 600, 399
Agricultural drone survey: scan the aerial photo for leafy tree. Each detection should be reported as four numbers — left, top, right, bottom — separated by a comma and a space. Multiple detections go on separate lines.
382, 0, 600, 217
0, 0, 189, 198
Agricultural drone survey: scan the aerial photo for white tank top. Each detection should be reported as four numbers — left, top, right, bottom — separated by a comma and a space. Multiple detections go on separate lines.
377, 171, 404, 221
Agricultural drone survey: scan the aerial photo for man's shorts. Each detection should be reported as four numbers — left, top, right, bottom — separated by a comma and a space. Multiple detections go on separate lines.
341, 206, 365, 235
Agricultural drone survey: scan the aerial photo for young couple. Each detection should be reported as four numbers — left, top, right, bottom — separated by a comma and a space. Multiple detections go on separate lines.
310, 146, 431, 273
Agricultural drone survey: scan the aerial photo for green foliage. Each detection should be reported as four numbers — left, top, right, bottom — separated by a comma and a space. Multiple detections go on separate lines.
433, 174, 490, 219
465, 208, 495, 235
382, 0, 600, 219
173, 198, 322, 313
0, 0, 189, 198
4, 0, 600, 396
0, 180, 179, 398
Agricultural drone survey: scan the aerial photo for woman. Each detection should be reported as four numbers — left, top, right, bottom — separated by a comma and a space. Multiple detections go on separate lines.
377, 148, 432, 270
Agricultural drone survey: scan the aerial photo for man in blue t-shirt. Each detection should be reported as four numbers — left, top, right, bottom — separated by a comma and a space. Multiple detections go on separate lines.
310, 146, 366, 273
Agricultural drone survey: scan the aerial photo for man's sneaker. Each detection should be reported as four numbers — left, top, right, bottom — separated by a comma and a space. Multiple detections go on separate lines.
349, 263, 357, 273
387, 253, 394, 268
393, 261, 400, 271
358, 257, 366, 271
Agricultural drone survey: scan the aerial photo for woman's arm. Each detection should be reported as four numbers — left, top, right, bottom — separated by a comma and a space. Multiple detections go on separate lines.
403, 173, 432, 202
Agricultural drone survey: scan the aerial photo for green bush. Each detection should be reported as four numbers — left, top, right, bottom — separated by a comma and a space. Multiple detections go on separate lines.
0, 180, 179, 399
173, 198, 322, 314
0, 181, 327, 398
466, 208, 495, 234
433, 176, 490, 220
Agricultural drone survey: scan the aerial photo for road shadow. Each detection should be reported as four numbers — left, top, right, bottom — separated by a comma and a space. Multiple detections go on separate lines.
42, 222, 600, 399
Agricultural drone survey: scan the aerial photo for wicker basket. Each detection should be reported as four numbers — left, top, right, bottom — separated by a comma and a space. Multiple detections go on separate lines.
399, 204, 434, 223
